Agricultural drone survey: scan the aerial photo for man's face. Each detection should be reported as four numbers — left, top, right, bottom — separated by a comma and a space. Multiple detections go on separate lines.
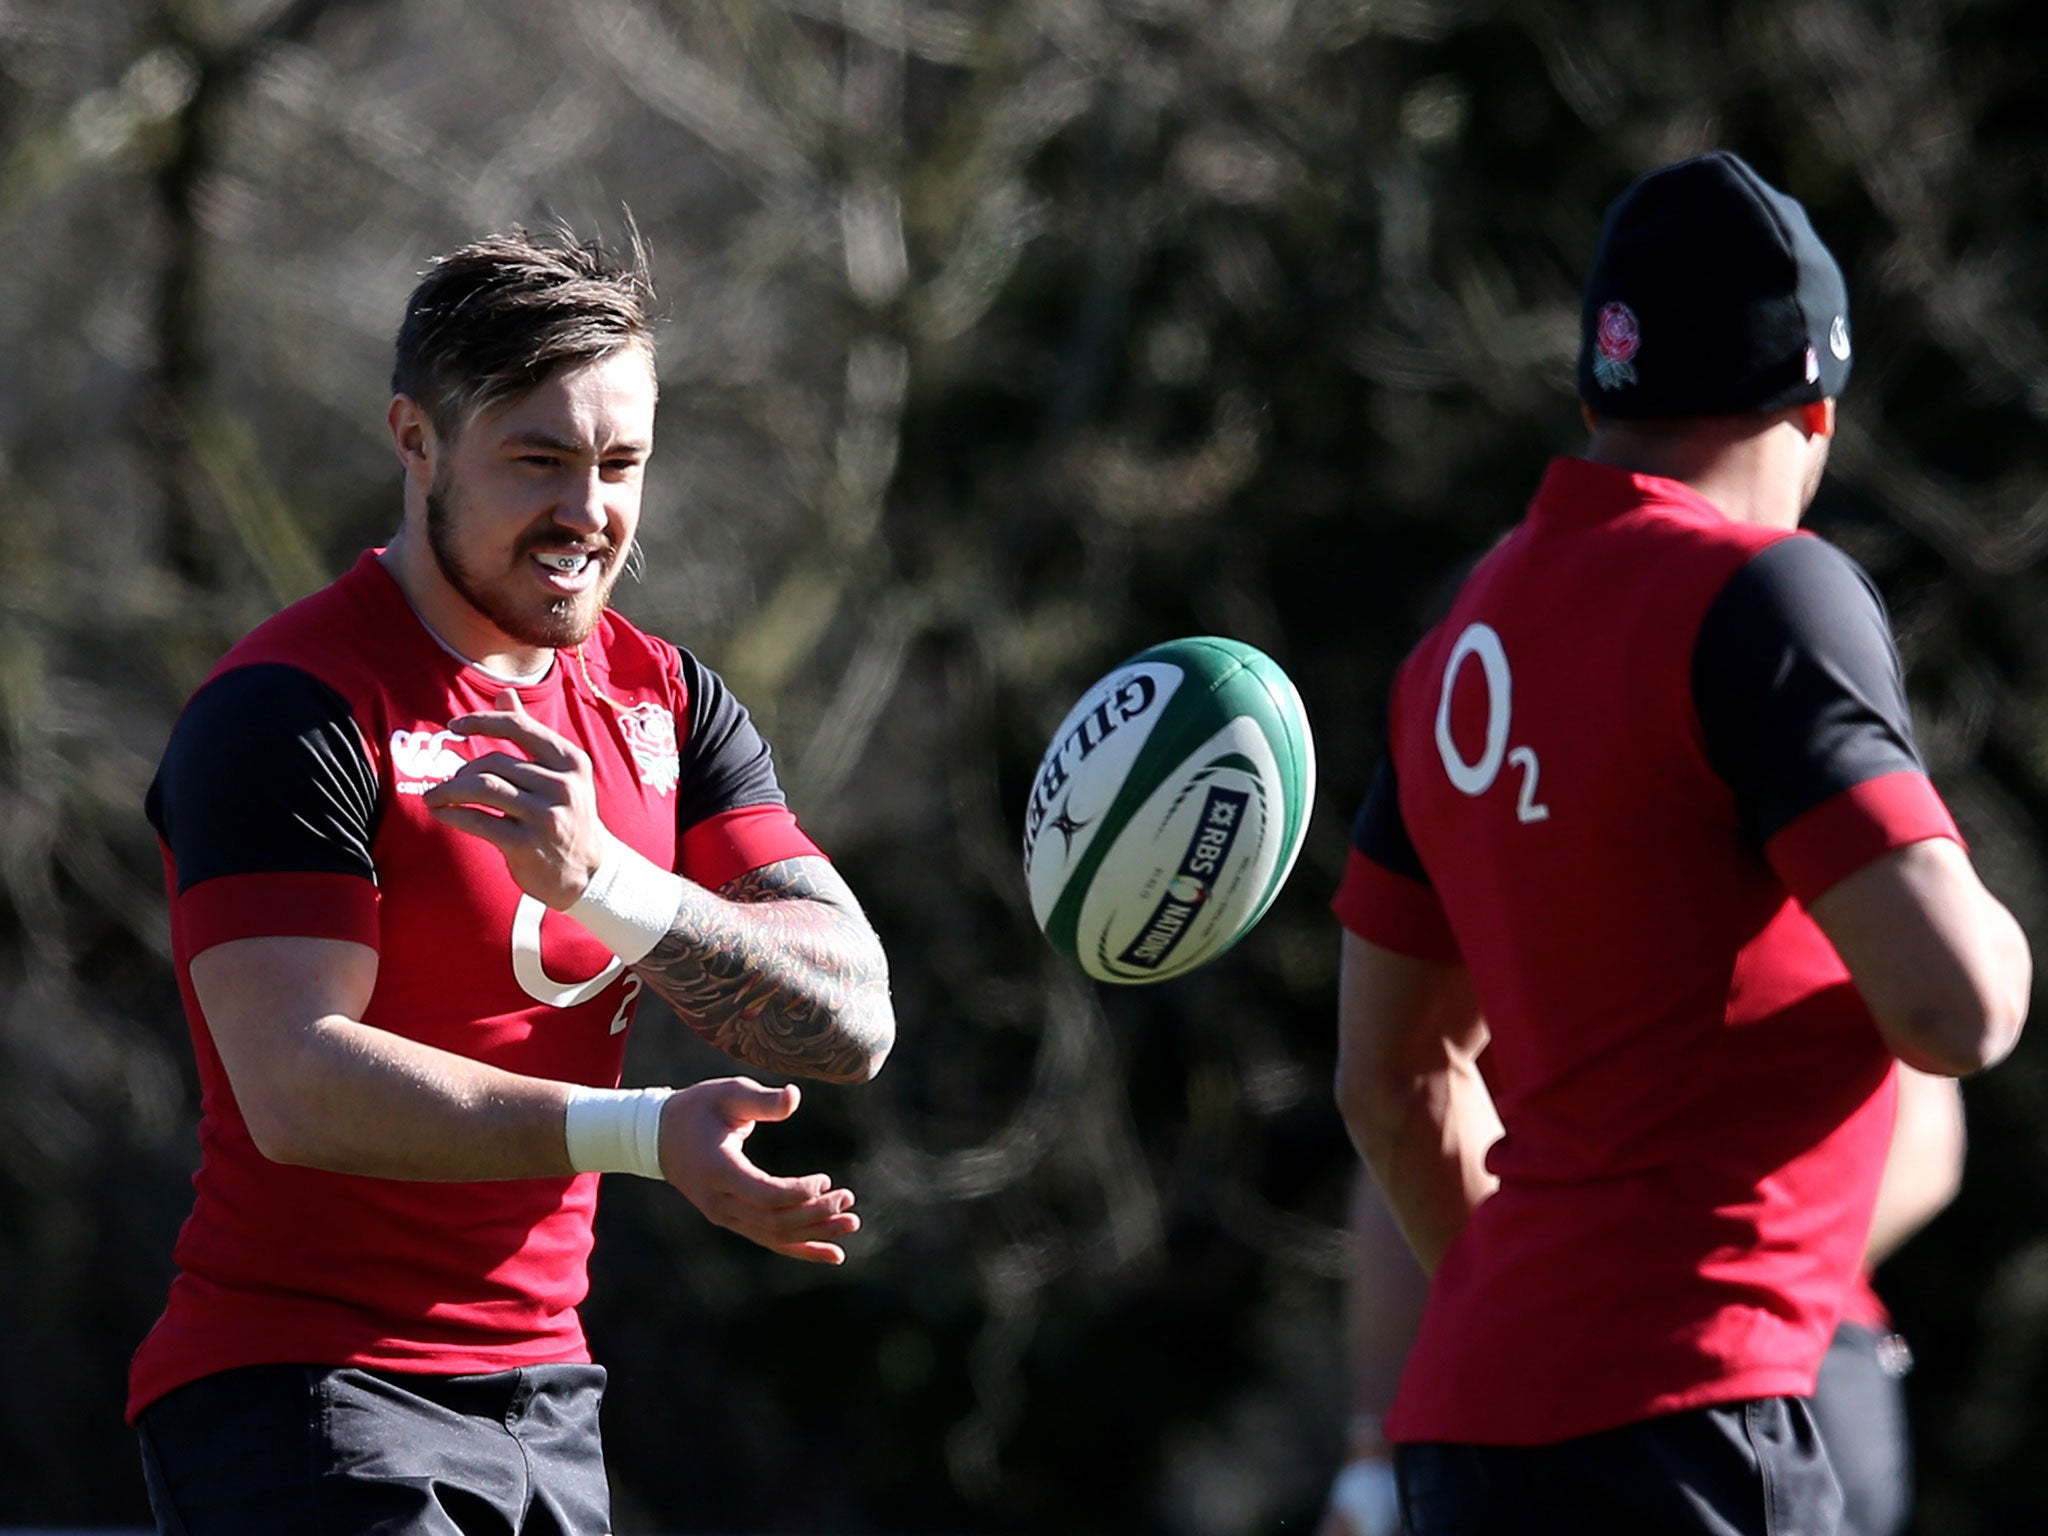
1798, 428, 1833, 516
424, 347, 657, 653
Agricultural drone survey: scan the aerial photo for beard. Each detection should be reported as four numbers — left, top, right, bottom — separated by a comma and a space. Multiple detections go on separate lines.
426, 482, 625, 651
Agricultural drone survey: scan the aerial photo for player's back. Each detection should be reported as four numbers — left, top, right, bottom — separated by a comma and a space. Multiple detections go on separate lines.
1379, 456, 1895, 1443
1395, 458, 1803, 1172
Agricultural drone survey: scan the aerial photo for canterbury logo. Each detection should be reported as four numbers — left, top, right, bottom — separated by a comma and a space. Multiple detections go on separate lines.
390, 728, 469, 784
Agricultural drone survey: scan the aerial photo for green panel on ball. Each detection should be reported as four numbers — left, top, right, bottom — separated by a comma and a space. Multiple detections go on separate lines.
1040, 636, 1313, 970
1225, 644, 1317, 936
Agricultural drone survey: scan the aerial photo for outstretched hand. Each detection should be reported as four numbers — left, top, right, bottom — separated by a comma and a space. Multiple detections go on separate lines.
423, 689, 606, 909
660, 1077, 860, 1265
1317, 1456, 1403, 1536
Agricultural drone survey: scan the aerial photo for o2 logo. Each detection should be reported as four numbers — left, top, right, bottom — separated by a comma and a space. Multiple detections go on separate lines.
1434, 623, 1550, 824
511, 896, 643, 1034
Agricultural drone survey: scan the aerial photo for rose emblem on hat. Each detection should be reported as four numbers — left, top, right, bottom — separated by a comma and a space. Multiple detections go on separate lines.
1593, 301, 1641, 389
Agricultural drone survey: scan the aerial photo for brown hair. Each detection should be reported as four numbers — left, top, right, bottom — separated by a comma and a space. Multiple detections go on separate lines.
392, 222, 657, 441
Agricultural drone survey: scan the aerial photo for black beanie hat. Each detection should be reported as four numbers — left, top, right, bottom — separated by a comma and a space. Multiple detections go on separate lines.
1577, 152, 1852, 419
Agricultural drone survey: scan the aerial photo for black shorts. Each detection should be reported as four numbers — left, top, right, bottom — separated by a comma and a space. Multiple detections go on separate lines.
136, 1361, 611, 1536
1811, 1321, 1912, 1536
1395, 1397, 1842, 1536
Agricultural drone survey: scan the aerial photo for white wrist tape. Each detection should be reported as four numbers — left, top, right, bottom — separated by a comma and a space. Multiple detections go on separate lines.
1328, 1457, 1401, 1536
564, 832, 685, 965
562, 1085, 674, 1180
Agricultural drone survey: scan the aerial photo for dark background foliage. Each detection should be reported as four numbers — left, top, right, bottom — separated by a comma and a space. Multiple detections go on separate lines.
2, 1, 2045, 1530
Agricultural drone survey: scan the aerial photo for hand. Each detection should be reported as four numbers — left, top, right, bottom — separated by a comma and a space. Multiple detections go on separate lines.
659, 1077, 859, 1264
424, 689, 607, 909
1320, 1455, 1403, 1536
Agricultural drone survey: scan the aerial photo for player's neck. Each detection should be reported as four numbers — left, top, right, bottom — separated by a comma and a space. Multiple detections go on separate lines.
377, 537, 556, 683
1583, 424, 1807, 532
411, 609, 553, 686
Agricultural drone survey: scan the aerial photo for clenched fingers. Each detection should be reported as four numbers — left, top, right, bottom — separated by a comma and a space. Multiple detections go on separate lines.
448, 692, 585, 774
423, 754, 572, 818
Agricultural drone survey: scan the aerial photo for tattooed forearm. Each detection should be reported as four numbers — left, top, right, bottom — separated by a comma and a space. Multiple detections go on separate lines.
632, 855, 895, 1083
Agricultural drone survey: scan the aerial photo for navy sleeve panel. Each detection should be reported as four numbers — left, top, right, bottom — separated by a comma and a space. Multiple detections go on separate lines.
674, 648, 789, 832
1351, 757, 1432, 886
147, 663, 380, 893
1692, 536, 1926, 850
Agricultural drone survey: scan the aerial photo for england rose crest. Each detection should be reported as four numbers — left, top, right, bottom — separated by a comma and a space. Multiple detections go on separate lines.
618, 701, 679, 795
1593, 301, 1641, 390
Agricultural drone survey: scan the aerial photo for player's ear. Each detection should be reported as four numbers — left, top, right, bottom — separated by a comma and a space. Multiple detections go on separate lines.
388, 395, 435, 479
1800, 399, 1836, 440
1581, 404, 1599, 435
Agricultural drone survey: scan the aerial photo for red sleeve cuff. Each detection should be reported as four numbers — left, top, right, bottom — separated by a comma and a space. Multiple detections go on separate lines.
679, 804, 824, 891
1766, 771, 1963, 906
179, 871, 380, 954
1332, 847, 1461, 963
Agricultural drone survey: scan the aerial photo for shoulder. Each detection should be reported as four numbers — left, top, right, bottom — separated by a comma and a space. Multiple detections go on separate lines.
151, 661, 382, 881
166, 663, 369, 783
589, 614, 750, 727
582, 607, 686, 698
1706, 533, 1886, 633
1694, 534, 1898, 695
209, 555, 408, 702
670, 643, 745, 717
1691, 533, 1923, 849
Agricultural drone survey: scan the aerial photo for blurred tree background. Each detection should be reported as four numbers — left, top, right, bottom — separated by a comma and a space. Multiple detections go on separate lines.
2, 0, 2046, 1530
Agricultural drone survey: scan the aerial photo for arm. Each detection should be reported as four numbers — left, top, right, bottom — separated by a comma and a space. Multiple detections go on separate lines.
1315, 1168, 1433, 1536
1333, 930, 1501, 1275
1691, 539, 2030, 1077
428, 690, 895, 1084
635, 854, 896, 1084
1865, 1064, 1967, 1265
1807, 837, 2029, 1076
192, 934, 565, 1176
190, 933, 861, 1261
1336, 1167, 1432, 1446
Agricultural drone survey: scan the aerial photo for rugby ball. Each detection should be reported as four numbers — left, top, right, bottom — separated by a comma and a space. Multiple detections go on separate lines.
1022, 637, 1316, 984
